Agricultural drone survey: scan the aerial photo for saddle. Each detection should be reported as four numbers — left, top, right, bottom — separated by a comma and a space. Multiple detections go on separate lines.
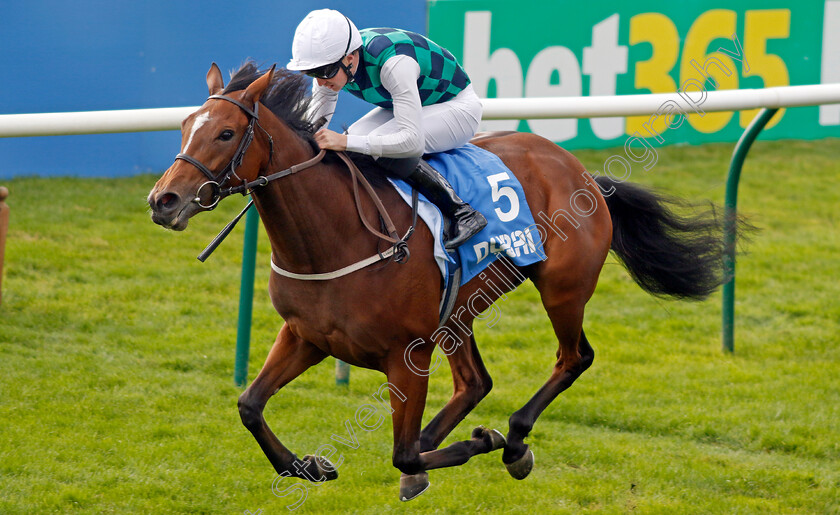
340, 145, 545, 325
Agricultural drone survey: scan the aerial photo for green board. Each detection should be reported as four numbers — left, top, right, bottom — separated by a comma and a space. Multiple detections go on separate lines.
428, 0, 840, 148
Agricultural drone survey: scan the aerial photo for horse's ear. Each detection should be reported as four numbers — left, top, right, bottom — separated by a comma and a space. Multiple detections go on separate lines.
243, 64, 276, 104
207, 63, 224, 95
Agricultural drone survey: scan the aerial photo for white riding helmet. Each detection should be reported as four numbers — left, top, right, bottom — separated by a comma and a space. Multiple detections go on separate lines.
287, 9, 363, 71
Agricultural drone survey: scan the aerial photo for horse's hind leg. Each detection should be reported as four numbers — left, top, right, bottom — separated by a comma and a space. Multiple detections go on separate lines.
419, 333, 494, 452
504, 304, 594, 479
238, 323, 329, 481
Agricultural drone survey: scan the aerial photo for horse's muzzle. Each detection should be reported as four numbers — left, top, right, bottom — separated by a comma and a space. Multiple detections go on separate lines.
148, 190, 193, 231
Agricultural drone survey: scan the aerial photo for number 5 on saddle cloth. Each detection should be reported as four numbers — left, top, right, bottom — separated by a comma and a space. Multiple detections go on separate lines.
387, 144, 546, 314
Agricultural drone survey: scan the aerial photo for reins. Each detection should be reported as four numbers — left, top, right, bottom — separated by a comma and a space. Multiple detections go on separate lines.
194, 149, 328, 262
188, 94, 417, 277
220, 150, 325, 197
334, 152, 413, 249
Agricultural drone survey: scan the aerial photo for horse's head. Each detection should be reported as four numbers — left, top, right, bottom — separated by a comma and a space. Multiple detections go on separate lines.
148, 63, 275, 230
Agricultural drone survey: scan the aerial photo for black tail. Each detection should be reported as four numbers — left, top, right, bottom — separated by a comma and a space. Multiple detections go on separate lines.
595, 176, 727, 301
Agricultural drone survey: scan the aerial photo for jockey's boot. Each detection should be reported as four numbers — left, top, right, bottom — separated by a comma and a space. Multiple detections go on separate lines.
404, 160, 487, 250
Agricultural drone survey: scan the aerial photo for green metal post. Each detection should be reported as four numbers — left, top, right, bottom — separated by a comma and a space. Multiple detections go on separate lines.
234, 204, 260, 387
335, 359, 350, 386
722, 107, 778, 353
0, 187, 9, 307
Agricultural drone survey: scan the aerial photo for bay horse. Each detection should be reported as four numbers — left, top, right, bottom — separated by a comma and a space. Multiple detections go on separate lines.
148, 63, 726, 500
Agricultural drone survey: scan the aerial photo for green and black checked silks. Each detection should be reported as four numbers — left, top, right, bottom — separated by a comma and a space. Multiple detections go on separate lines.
343, 28, 471, 109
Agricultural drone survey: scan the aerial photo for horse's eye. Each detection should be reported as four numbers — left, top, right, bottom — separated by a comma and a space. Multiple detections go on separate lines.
219, 129, 235, 141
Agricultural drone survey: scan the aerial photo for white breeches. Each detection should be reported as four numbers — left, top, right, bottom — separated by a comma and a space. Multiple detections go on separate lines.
347, 84, 482, 155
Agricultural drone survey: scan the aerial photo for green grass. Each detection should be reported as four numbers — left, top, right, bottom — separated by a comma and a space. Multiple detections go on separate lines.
1, 139, 838, 514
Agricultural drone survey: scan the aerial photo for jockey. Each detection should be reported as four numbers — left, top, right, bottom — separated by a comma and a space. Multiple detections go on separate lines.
286, 9, 487, 250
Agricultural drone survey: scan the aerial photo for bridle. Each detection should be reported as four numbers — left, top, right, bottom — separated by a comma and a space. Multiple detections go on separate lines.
176, 92, 418, 274
175, 94, 275, 210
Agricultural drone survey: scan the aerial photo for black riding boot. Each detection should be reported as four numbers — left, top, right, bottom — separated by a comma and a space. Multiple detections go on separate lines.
404, 160, 487, 250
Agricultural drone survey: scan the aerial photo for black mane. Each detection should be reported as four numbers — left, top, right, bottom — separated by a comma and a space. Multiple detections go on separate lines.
223, 61, 316, 143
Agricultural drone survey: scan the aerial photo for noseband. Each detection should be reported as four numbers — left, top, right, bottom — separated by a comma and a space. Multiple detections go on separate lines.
175, 95, 274, 209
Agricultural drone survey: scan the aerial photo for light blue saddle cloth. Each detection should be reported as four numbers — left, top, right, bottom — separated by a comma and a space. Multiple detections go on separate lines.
390, 143, 545, 287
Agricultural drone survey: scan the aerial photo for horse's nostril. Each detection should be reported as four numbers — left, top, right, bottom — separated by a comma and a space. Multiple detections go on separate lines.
157, 192, 180, 211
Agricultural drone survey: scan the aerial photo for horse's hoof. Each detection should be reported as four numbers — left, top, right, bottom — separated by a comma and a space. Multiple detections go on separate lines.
504, 447, 534, 480
302, 454, 339, 481
399, 471, 430, 501
472, 425, 506, 451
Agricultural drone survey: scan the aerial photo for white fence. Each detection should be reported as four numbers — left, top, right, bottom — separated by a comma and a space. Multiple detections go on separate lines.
1, 84, 840, 138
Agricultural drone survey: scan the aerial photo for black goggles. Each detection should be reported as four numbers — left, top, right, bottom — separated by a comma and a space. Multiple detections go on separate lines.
305, 60, 343, 80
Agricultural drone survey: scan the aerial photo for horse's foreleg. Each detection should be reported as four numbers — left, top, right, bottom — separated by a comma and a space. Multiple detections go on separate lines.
415, 332, 504, 470
416, 424, 506, 470
238, 323, 328, 480
418, 333, 493, 452
387, 337, 502, 501
382, 350, 432, 501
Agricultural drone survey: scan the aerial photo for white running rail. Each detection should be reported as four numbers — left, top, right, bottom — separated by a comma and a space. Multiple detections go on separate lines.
1, 84, 839, 137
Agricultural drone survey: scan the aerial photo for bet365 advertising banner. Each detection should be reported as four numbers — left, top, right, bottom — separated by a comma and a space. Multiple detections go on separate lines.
427, 0, 840, 148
